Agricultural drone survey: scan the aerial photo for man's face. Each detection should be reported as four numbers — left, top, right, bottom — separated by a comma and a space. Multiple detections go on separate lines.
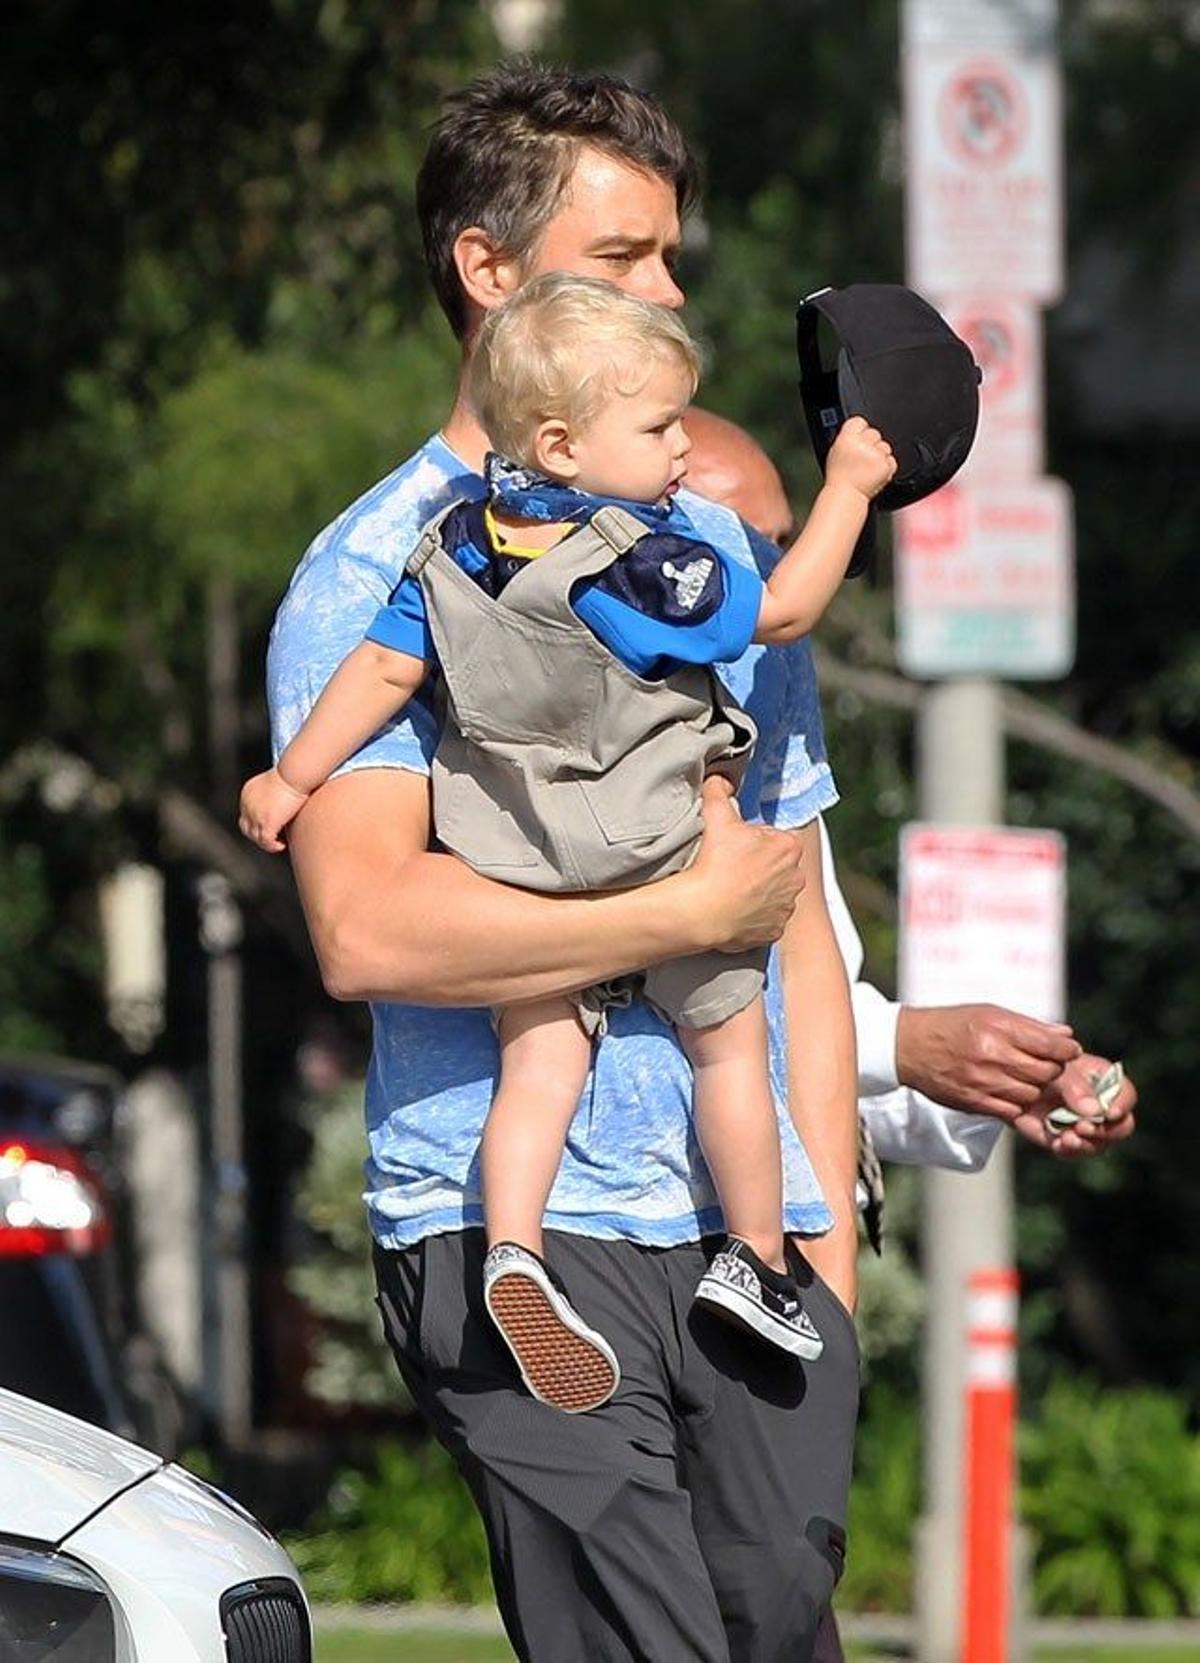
522, 147, 685, 310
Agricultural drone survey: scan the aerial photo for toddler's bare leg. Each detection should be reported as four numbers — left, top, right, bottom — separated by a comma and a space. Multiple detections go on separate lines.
482, 997, 619, 1412
679, 995, 786, 1272
483, 997, 593, 1255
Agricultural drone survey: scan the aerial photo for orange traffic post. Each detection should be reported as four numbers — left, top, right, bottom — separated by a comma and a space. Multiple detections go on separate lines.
961, 1266, 1019, 1663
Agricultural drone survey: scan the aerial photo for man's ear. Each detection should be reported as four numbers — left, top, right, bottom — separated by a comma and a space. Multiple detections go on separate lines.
453, 227, 523, 315
531, 419, 578, 479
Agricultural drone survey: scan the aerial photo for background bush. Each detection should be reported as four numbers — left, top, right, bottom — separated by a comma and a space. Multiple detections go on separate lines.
282, 1374, 1200, 1614
286, 1439, 493, 1606
1021, 1377, 1200, 1618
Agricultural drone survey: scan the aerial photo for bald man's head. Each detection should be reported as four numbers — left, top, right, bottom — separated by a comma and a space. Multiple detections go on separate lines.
683, 406, 796, 547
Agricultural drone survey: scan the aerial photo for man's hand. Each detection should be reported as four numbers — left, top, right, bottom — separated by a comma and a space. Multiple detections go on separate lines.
1008, 1052, 1138, 1158
896, 1003, 1081, 1119
687, 776, 807, 953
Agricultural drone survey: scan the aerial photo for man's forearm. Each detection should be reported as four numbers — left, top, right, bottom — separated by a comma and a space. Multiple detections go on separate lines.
778, 825, 859, 1298
286, 768, 805, 1008
313, 845, 701, 1006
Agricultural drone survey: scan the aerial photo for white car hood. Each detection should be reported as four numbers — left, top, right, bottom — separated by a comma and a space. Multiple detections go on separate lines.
0, 1386, 161, 1543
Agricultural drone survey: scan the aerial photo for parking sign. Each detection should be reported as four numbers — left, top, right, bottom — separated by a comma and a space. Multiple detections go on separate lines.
900, 824, 1066, 1020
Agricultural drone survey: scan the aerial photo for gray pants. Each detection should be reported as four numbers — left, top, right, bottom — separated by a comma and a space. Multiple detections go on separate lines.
374, 1228, 859, 1662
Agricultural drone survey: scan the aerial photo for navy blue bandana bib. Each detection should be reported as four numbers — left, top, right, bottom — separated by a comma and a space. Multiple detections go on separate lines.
484, 451, 696, 537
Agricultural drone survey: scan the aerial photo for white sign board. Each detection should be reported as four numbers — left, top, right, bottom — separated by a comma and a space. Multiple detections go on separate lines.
903, 0, 1057, 52
943, 295, 1045, 479
895, 475, 1074, 678
904, 46, 1064, 301
900, 824, 1066, 1020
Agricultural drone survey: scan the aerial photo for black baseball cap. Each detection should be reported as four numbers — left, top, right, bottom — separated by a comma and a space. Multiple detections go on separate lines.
796, 283, 982, 575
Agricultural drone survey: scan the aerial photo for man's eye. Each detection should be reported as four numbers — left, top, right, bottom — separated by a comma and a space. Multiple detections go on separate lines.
599, 250, 635, 265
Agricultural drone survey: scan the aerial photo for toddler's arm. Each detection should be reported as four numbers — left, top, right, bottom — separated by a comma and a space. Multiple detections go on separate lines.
240, 641, 428, 851
754, 417, 895, 645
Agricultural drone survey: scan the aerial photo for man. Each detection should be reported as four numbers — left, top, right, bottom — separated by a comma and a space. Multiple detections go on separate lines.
682, 407, 1136, 1663
274, 65, 860, 1662
270, 64, 1131, 1661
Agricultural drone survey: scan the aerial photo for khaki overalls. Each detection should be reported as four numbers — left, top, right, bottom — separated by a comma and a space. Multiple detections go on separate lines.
410, 502, 768, 1030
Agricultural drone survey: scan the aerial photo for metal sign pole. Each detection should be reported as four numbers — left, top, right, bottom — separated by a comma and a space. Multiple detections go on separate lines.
901, 0, 1067, 1652
912, 681, 1013, 1663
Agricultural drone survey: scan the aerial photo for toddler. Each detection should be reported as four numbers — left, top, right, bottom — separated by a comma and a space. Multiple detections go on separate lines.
241, 274, 894, 1412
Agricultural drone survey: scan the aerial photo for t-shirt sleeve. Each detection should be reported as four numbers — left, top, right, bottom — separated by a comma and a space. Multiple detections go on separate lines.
577, 540, 762, 674
364, 573, 437, 662
267, 544, 439, 779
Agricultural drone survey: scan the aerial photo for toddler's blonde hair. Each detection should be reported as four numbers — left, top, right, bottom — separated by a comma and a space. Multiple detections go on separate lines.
469, 273, 702, 463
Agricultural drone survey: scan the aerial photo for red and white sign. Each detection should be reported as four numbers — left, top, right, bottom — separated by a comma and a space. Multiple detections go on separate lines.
899, 824, 1066, 1020
904, 46, 1063, 301
944, 295, 1044, 479
895, 476, 1074, 678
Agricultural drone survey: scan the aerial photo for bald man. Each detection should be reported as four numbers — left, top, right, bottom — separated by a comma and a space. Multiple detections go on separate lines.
684, 405, 1137, 1661
684, 405, 1136, 1171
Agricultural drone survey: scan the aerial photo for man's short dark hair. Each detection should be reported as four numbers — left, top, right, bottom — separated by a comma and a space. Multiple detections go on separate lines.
417, 61, 700, 339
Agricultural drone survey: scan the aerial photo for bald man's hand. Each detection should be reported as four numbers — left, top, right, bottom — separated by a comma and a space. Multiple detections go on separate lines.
686, 776, 806, 953
1009, 1052, 1137, 1157
896, 1003, 1082, 1119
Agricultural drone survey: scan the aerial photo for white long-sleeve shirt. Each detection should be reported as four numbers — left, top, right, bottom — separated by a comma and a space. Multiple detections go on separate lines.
819, 819, 1002, 1173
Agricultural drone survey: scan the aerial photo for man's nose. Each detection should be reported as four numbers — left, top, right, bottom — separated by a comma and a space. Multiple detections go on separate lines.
645, 260, 684, 309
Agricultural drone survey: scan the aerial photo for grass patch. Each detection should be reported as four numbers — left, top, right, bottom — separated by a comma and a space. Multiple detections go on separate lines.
315, 1629, 1200, 1663
317, 1631, 514, 1662
1036, 1652, 1200, 1662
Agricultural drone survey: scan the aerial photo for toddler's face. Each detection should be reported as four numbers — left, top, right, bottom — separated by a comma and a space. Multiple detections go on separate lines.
568, 357, 694, 506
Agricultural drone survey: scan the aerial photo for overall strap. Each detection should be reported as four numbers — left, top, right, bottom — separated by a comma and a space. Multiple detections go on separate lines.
404, 500, 463, 578
502, 505, 653, 629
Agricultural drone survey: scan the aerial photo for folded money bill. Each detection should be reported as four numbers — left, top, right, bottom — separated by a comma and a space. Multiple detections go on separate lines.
1046, 1060, 1125, 1136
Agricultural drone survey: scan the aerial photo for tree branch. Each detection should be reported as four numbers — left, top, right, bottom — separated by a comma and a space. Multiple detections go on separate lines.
813, 644, 1200, 841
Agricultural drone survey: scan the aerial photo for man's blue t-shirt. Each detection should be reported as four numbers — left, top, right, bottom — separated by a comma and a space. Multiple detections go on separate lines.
268, 433, 839, 1249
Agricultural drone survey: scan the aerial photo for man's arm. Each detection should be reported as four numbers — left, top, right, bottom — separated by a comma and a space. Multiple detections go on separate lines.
778, 821, 860, 1312
288, 769, 808, 1006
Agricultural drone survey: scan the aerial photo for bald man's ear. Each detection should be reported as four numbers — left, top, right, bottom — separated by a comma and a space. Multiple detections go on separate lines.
453, 228, 524, 316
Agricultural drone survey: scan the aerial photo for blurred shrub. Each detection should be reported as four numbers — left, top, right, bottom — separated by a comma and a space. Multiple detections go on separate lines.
285, 1438, 493, 1606
1021, 1376, 1200, 1617
281, 1374, 1200, 1616
287, 1081, 404, 1409
840, 1387, 920, 1613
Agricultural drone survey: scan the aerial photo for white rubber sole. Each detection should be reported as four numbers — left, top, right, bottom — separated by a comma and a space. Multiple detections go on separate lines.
484, 1253, 620, 1413
693, 1274, 824, 1361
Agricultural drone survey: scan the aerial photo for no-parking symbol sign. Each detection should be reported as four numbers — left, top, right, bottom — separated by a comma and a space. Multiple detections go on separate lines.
943, 295, 1045, 479
903, 45, 1063, 301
